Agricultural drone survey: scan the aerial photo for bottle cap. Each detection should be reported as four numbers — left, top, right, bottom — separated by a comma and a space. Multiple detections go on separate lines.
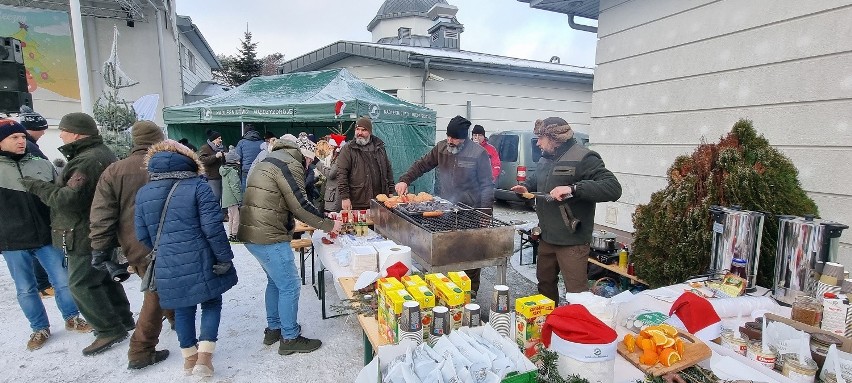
732, 258, 748, 266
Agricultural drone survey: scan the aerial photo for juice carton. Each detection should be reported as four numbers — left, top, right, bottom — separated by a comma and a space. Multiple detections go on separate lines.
433, 281, 466, 330
382, 288, 416, 343
376, 277, 405, 333
425, 273, 451, 292
400, 274, 427, 288
515, 294, 555, 358
406, 284, 436, 340
447, 271, 472, 304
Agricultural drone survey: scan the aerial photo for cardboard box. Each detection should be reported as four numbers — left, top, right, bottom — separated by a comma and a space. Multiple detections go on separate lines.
447, 271, 472, 304
376, 277, 405, 336
764, 313, 852, 353
515, 294, 556, 358
406, 284, 435, 340
380, 288, 416, 343
425, 272, 451, 292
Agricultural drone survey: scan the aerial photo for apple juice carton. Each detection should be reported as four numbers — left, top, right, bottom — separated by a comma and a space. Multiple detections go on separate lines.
515, 294, 555, 358
400, 274, 427, 289
376, 277, 405, 334
406, 284, 436, 341
433, 281, 466, 330
447, 271, 472, 304
383, 288, 415, 343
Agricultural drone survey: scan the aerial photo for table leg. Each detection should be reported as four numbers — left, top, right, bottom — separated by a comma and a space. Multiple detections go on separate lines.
497, 257, 507, 285
299, 248, 307, 285
319, 268, 345, 320
363, 331, 374, 365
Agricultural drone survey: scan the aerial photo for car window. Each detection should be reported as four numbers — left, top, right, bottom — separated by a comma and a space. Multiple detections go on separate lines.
531, 137, 542, 162
497, 135, 519, 162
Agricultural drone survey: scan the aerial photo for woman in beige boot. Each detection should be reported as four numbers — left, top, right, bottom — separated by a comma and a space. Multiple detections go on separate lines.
135, 141, 238, 378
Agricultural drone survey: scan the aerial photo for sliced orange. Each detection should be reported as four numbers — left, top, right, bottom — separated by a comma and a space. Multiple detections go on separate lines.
641, 338, 655, 352
639, 349, 659, 366
674, 338, 685, 354
663, 336, 676, 348
647, 330, 668, 346
624, 333, 637, 353
658, 324, 678, 337
660, 348, 681, 367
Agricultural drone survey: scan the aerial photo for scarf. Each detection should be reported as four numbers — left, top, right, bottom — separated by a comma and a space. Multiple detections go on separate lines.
207, 140, 224, 152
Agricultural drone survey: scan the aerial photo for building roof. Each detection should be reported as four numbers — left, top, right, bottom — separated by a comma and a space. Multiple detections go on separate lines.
516, 0, 600, 20
368, 0, 448, 31
176, 15, 221, 70
279, 41, 593, 83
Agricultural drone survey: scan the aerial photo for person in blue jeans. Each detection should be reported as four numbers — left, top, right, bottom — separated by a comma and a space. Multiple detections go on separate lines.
135, 139, 237, 377
238, 136, 341, 355
0, 119, 92, 351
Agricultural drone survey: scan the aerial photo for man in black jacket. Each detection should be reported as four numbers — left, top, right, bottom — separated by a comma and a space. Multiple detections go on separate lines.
511, 117, 622, 303
19, 106, 52, 296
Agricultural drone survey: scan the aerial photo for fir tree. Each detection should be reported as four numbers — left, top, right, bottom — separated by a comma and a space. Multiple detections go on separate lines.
213, 31, 269, 87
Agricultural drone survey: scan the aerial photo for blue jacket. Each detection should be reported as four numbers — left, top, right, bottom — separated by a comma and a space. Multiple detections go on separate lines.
134, 150, 237, 309
235, 130, 263, 173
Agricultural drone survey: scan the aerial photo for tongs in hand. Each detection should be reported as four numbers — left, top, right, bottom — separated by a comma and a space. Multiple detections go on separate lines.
518, 191, 557, 202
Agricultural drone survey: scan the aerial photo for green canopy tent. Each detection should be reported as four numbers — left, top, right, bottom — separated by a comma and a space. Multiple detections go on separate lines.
163, 68, 437, 193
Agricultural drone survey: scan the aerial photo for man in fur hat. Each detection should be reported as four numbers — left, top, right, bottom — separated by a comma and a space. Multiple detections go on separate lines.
21, 112, 135, 356
89, 120, 170, 368
395, 115, 495, 298
511, 117, 621, 303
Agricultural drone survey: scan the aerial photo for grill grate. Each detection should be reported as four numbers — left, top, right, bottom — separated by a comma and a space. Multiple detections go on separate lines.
393, 204, 509, 233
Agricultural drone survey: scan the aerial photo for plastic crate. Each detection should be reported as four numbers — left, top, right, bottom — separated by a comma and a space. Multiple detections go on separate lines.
502, 369, 537, 383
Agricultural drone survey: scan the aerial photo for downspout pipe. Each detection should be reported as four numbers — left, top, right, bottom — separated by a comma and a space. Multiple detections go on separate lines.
147, 0, 172, 112
420, 57, 430, 107
69, 0, 93, 113
567, 14, 597, 33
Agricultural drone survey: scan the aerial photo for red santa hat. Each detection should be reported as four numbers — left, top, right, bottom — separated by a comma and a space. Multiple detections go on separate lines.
668, 292, 722, 341
542, 304, 618, 361
329, 134, 346, 147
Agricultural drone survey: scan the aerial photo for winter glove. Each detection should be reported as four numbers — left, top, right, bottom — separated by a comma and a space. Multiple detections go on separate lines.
212, 261, 232, 275
91, 249, 113, 271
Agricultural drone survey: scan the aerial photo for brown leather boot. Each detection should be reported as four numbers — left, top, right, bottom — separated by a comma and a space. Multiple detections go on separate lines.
181, 346, 198, 376
192, 341, 215, 377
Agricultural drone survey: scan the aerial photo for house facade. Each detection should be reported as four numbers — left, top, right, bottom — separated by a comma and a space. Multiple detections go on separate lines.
519, 0, 852, 263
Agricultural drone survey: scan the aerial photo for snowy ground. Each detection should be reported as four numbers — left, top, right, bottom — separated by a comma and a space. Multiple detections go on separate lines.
0, 203, 538, 383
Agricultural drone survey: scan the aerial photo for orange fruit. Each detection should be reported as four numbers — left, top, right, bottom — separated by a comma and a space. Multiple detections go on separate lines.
641, 338, 655, 352
658, 324, 678, 337
639, 350, 659, 366
624, 334, 636, 353
660, 348, 681, 367
674, 338, 685, 354
663, 336, 676, 348
647, 330, 668, 346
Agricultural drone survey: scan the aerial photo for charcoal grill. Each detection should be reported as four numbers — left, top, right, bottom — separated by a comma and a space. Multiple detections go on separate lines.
370, 199, 514, 283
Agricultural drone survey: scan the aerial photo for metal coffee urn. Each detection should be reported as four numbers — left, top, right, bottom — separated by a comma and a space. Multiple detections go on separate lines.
772, 215, 847, 305
709, 205, 765, 290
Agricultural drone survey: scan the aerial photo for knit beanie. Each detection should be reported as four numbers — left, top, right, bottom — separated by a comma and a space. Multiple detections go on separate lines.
58, 112, 99, 136
206, 129, 222, 141
472, 124, 486, 135
356, 117, 373, 133
224, 150, 240, 165
19, 106, 48, 131
446, 115, 471, 139
299, 139, 317, 159
534, 117, 574, 143
131, 120, 165, 146
0, 119, 27, 143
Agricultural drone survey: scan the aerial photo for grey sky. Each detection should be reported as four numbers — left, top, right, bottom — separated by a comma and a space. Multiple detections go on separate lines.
174, 0, 598, 68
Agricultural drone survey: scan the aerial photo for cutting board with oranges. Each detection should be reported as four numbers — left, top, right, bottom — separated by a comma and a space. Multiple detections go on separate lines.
616, 324, 712, 377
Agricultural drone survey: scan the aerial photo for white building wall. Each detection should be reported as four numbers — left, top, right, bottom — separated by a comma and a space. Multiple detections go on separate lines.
593, 0, 852, 263
317, 56, 593, 140
179, 37, 215, 99
370, 17, 436, 42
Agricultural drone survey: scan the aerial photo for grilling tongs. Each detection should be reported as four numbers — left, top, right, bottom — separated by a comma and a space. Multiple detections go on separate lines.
518, 191, 561, 202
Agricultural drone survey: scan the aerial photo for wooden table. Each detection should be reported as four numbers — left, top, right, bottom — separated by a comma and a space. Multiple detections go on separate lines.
588, 257, 648, 286
339, 277, 388, 364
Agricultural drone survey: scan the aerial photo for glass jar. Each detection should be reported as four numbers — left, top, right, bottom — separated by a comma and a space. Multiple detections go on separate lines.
791, 296, 823, 327
731, 257, 749, 279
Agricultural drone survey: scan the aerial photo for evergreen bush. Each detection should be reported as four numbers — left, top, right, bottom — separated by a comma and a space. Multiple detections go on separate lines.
631, 119, 818, 287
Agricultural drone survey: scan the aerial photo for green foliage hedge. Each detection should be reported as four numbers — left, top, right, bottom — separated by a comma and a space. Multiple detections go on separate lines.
631, 119, 818, 288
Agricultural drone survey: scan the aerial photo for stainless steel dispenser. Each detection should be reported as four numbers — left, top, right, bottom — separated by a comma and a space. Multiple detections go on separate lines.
772, 215, 847, 305
709, 205, 765, 290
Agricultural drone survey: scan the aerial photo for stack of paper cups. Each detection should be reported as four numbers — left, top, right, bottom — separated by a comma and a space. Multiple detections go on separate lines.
429, 306, 451, 346
462, 303, 481, 328
398, 301, 422, 345
490, 284, 511, 338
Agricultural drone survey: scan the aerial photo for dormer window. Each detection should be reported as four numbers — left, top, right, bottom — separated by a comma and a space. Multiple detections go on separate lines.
444, 30, 458, 40
398, 27, 411, 39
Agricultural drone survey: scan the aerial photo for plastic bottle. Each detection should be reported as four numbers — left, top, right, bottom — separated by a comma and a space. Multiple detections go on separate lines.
618, 247, 629, 270
730, 258, 748, 280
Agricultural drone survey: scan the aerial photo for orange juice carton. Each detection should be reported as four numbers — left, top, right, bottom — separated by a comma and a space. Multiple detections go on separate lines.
381, 288, 415, 343
515, 294, 556, 358
406, 284, 436, 340
447, 271, 472, 304
433, 281, 466, 330
376, 277, 405, 330
400, 274, 427, 288
425, 273, 451, 292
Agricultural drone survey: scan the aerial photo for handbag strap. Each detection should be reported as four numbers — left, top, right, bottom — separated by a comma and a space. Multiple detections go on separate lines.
151, 180, 181, 258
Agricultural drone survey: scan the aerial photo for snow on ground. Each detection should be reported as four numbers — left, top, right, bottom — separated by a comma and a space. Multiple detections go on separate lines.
0, 204, 538, 383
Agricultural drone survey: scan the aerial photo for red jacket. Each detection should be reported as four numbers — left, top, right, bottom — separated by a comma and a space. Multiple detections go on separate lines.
480, 140, 501, 181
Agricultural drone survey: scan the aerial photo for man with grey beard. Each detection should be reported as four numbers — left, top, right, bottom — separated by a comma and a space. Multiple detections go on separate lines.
395, 115, 494, 298
336, 117, 394, 210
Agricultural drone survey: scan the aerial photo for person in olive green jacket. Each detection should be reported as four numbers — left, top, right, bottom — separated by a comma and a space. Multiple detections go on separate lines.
511, 117, 621, 303
22, 112, 135, 356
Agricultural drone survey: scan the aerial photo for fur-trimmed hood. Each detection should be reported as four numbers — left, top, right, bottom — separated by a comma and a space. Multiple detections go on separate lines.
144, 139, 206, 175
